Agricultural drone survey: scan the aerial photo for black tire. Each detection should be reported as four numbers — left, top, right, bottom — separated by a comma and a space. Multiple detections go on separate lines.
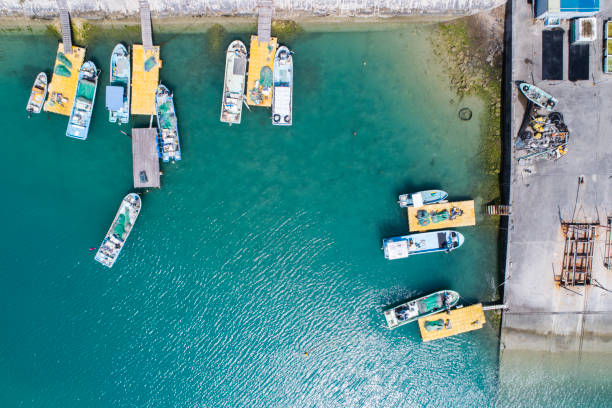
520, 130, 533, 140
458, 107, 472, 121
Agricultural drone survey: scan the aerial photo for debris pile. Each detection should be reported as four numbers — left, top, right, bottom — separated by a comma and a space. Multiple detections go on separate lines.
515, 101, 569, 161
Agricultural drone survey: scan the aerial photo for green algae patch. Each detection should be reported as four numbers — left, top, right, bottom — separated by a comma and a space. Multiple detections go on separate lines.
45, 23, 61, 40
206, 24, 228, 59
73, 21, 101, 44
271, 20, 303, 43
431, 9, 504, 177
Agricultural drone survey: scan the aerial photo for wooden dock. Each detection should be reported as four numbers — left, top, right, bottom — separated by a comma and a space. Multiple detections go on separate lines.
57, 0, 72, 54
257, 0, 273, 43
43, 43, 85, 116
132, 128, 160, 188
407, 200, 476, 232
246, 34, 277, 107
139, 0, 153, 50
131, 44, 161, 115
418, 304, 486, 342
486, 204, 512, 216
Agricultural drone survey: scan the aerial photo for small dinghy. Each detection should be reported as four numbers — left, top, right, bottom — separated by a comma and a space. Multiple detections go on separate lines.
272, 46, 293, 126
155, 84, 181, 162
398, 190, 448, 208
517, 81, 557, 111
26, 72, 47, 116
94, 193, 141, 268
107, 43, 131, 124
220, 40, 247, 125
383, 290, 460, 329
66, 61, 99, 140
382, 230, 464, 260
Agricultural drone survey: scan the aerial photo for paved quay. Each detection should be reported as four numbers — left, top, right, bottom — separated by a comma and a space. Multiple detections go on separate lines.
501, 0, 612, 353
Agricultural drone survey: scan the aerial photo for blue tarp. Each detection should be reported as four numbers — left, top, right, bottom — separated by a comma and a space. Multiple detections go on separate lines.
105, 86, 124, 110
559, 0, 599, 12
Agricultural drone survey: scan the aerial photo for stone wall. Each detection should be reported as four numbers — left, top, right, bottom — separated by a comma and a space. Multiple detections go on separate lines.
5, 0, 506, 19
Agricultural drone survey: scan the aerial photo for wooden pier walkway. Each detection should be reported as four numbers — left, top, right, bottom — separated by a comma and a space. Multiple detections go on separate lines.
139, 0, 153, 50
407, 200, 476, 232
132, 128, 161, 188
56, 0, 72, 54
257, 0, 273, 43
486, 204, 512, 216
418, 304, 486, 342
131, 0, 160, 115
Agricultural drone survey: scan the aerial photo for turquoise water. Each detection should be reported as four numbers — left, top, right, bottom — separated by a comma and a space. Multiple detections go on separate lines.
0, 26, 506, 406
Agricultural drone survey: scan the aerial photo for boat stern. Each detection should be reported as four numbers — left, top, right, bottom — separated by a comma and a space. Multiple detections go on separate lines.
383, 309, 399, 329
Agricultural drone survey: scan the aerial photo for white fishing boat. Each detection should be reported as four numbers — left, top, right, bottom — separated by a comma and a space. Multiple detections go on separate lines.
26, 72, 47, 116
517, 81, 557, 111
66, 61, 99, 140
383, 290, 460, 329
155, 84, 181, 162
106, 43, 130, 124
272, 46, 293, 126
382, 230, 464, 260
94, 193, 141, 268
220, 40, 247, 125
398, 190, 448, 208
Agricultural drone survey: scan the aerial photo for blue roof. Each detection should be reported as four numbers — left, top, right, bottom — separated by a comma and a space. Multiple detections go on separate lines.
105, 86, 124, 110
560, 0, 599, 12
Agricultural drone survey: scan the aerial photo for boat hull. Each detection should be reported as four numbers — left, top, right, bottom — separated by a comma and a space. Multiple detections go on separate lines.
398, 189, 448, 208
382, 230, 464, 260
220, 40, 247, 125
383, 290, 460, 329
26, 72, 48, 115
272, 46, 293, 126
517, 81, 557, 111
94, 193, 141, 268
155, 84, 182, 162
66, 61, 98, 140
108, 43, 131, 124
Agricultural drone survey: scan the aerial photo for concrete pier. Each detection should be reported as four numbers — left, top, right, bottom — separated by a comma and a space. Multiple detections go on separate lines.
501, 1, 612, 354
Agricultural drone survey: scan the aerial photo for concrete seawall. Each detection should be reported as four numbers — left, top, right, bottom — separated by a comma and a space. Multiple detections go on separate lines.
5, 0, 505, 19
500, 0, 612, 355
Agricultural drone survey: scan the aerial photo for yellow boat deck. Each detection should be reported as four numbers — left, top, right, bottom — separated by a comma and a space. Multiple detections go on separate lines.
44, 44, 86, 116
407, 200, 476, 232
246, 35, 277, 107
418, 304, 486, 342
131, 45, 162, 115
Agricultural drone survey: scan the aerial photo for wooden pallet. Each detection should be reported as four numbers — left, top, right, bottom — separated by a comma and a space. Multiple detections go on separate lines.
486, 204, 512, 216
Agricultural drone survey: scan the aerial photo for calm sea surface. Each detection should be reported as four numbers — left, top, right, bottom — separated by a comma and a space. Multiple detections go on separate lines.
2, 23, 596, 407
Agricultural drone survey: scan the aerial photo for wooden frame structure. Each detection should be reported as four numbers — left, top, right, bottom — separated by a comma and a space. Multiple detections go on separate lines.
559, 223, 596, 286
